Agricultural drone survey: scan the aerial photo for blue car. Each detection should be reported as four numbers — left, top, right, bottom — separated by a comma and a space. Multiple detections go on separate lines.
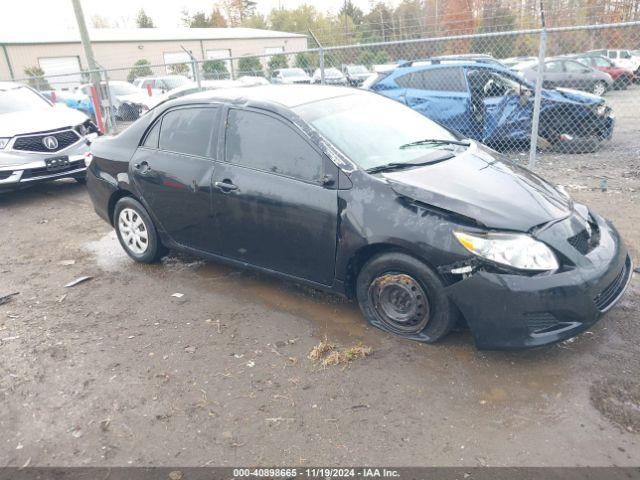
365, 61, 614, 152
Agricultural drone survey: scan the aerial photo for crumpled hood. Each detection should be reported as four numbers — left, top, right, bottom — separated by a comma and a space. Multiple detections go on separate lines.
383, 144, 572, 231
543, 87, 603, 106
0, 106, 87, 137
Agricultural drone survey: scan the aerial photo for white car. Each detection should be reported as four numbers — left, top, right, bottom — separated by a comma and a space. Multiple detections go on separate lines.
0, 82, 98, 193
148, 76, 271, 108
270, 68, 312, 85
133, 75, 193, 97
589, 49, 640, 74
78, 81, 155, 121
312, 68, 348, 85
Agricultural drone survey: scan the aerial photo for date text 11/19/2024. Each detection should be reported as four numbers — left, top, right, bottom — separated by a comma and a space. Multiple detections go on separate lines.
232, 468, 400, 478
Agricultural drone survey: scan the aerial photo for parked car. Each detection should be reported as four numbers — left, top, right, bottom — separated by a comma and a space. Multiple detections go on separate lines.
0, 82, 99, 193
431, 54, 506, 68
40, 89, 96, 120
312, 67, 348, 85
133, 75, 193, 96
86, 85, 632, 349
571, 54, 635, 89
588, 49, 640, 75
342, 64, 371, 86
148, 77, 270, 108
365, 62, 614, 152
78, 81, 155, 121
513, 57, 613, 95
270, 68, 312, 84
502, 56, 536, 68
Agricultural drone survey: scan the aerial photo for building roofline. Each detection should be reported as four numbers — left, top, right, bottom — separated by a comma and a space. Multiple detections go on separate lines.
0, 27, 306, 45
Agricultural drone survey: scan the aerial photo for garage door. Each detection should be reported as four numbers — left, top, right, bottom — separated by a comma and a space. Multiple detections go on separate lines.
38, 56, 82, 91
163, 52, 193, 78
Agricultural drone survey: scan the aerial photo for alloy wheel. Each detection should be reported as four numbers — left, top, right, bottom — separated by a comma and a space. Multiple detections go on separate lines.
592, 82, 606, 96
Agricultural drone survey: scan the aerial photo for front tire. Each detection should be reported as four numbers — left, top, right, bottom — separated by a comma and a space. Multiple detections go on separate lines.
356, 252, 456, 343
114, 197, 165, 263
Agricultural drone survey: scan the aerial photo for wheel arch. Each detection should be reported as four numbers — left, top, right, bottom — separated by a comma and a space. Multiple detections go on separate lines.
344, 242, 437, 298
107, 188, 139, 226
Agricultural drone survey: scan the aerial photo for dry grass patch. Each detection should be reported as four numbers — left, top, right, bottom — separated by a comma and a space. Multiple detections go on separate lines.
308, 337, 372, 367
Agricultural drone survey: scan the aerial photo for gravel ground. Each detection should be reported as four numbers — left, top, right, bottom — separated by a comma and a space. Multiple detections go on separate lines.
0, 86, 639, 467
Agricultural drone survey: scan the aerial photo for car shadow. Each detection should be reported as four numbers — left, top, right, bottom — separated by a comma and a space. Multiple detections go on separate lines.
0, 179, 87, 207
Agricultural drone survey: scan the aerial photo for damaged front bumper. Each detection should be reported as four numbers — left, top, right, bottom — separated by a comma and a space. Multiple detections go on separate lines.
444, 214, 632, 350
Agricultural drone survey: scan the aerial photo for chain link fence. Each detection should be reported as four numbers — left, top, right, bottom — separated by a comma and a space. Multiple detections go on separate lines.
5, 21, 640, 166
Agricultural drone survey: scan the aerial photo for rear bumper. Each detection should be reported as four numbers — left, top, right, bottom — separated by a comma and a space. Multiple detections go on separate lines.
446, 215, 632, 350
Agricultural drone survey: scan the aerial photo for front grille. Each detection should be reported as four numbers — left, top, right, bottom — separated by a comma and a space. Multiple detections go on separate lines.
21, 160, 85, 179
594, 256, 632, 312
13, 130, 80, 153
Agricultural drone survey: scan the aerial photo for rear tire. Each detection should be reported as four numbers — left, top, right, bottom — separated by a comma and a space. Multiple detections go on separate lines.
356, 251, 456, 343
114, 197, 165, 263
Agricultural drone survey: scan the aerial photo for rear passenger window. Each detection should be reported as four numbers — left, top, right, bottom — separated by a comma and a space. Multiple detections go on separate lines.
396, 67, 466, 92
159, 107, 218, 157
225, 109, 323, 183
142, 121, 160, 148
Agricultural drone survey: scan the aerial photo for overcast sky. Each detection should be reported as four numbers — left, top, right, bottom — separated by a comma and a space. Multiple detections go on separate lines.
1, 0, 400, 34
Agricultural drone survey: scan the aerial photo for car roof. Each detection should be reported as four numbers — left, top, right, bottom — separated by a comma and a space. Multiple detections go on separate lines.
174, 84, 361, 109
0, 81, 26, 91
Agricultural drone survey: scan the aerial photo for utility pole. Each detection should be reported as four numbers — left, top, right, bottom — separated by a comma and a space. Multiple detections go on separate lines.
70, 0, 100, 84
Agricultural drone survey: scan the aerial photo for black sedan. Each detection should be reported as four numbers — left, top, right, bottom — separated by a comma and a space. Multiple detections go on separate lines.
86, 85, 633, 349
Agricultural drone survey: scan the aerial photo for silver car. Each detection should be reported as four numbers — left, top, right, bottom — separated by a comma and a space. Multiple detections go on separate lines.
0, 82, 99, 193
513, 58, 614, 95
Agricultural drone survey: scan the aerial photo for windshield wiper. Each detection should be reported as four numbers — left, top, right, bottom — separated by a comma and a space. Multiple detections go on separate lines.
366, 153, 455, 174
399, 138, 471, 150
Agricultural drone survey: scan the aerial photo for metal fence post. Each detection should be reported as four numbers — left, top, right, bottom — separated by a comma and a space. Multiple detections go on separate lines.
319, 47, 326, 85
101, 69, 116, 134
529, 5, 547, 169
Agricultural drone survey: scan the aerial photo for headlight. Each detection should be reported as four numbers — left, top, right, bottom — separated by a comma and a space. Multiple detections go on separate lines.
454, 231, 559, 271
595, 104, 607, 116
0, 138, 10, 149
84, 152, 93, 167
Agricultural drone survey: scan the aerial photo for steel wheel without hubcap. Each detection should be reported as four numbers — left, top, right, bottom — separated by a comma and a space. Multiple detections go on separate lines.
368, 273, 430, 334
118, 208, 149, 255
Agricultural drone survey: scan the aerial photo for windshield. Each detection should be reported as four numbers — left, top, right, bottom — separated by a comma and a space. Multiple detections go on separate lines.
0, 86, 51, 114
281, 69, 307, 78
347, 65, 369, 74
163, 76, 190, 89
109, 82, 140, 96
295, 93, 462, 171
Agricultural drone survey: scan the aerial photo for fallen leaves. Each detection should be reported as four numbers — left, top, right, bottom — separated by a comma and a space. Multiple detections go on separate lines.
308, 337, 372, 368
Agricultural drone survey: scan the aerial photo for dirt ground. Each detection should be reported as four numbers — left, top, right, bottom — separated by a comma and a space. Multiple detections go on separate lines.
1, 87, 639, 467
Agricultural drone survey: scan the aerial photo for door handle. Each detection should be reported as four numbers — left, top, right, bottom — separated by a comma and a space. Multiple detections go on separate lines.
214, 180, 238, 192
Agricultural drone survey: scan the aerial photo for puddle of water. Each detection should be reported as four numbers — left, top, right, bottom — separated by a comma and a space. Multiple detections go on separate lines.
193, 261, 369, 344
83, 231, 131, 271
